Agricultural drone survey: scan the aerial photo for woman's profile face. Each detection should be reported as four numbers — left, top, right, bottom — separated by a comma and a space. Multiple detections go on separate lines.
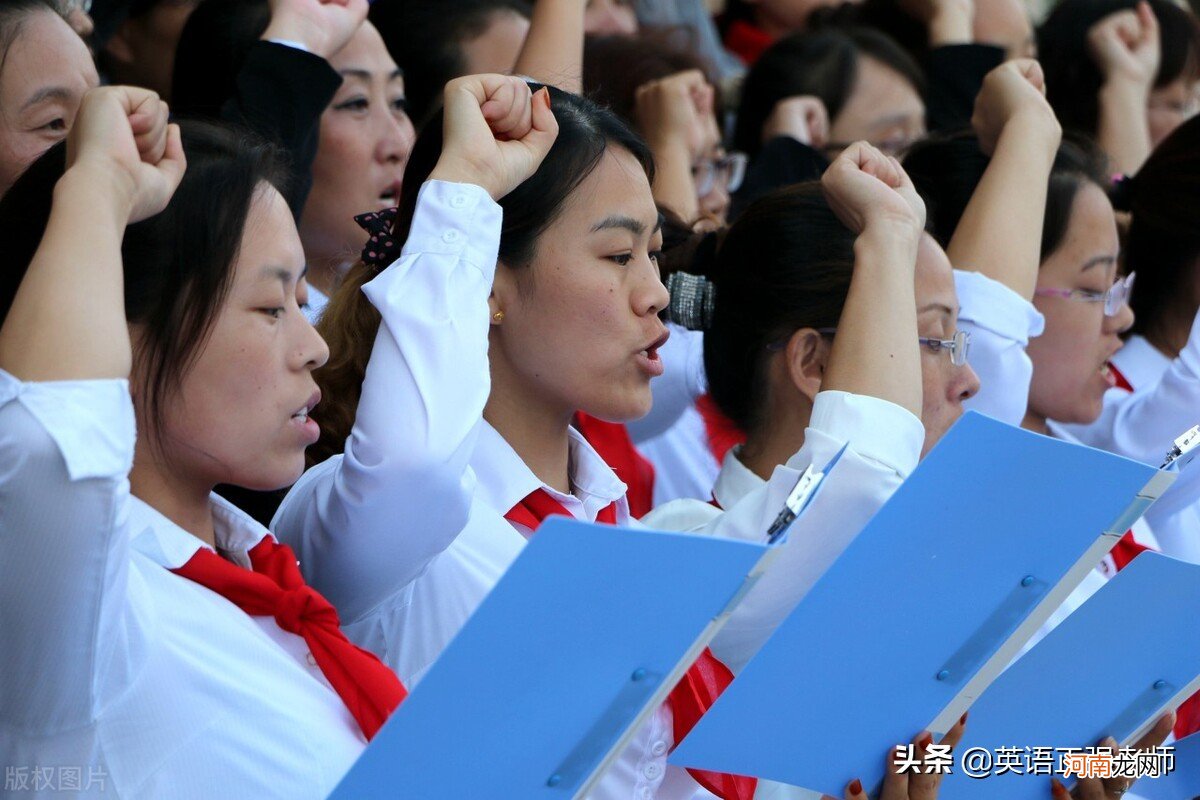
827, 55, 925, 159
1148, 78, 1199, 149
147, 185, 330, 492
301, 22, 415, 281
1028, 182, 1133, 426
914, 234, 980, 457
489, 146, 670, 423
0, 9, 97, 197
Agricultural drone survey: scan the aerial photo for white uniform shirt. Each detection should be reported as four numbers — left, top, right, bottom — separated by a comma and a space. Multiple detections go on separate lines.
637, 402, 723, 506
1060, 313, 1200, 563
274, 181, 700, 800
0, 373, 365, 800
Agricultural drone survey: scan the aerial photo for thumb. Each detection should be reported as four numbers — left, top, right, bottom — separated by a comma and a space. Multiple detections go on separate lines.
157, 123, 187, 188
522, 87, 559, 161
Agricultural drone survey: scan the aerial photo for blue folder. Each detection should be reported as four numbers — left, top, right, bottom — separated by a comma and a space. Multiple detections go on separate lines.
670, 412, 1167, 796
937, 553, 1200, 800
328, 518, 772, 799
1136, 732, 1200, 800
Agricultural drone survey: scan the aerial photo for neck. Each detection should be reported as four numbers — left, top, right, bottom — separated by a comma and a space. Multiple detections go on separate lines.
305, 252, 348, 299
1021, 410, 1051, 436
485, 355, 574, 495
738, 403, 812, 483
129, 441, 217, 549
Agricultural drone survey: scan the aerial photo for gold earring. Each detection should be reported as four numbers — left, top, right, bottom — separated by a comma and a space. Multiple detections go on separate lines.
492, 311, 505, 323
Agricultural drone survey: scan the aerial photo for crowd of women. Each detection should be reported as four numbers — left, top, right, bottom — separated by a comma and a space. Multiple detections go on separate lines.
2, 0, 1200, 797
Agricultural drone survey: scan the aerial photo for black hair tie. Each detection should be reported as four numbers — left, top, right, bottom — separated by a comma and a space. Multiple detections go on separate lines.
354, 207, 401, 270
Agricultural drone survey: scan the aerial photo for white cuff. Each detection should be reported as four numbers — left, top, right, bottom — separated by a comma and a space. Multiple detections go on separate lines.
955, 270, 1044, 344
807, 390, 923, 478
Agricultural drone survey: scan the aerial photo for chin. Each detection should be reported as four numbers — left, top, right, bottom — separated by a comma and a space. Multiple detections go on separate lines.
234, 456, 306, 493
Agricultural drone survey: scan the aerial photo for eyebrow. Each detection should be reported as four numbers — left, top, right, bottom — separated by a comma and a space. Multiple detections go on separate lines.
338, 68, 404, 82
591, 213, 664, 236
1081, 255, 1118, 272
21, 86, 73, 112
259, 265, 307, 284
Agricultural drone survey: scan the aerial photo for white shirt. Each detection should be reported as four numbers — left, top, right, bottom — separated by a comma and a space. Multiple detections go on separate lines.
637, 402, 723, 506
1060, 313, 1200, 563
0, 373, 365, 800
274, 181, 700, 800
644, 391, 924, 800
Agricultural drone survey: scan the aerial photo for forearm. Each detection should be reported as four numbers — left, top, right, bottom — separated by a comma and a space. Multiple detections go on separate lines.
946, 116, 1058, 300
649, 137, 700, 222
928, 2, 972, 46
1098, 79, 1152, 175
824, 227, 922, 417
0, 167, 132, 381
513, 0, 584, 93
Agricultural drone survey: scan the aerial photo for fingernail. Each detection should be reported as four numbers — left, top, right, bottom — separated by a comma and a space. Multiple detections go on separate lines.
959, 711, 969, 726
848, 778, 863, 796
1050, 778, 1069, 798
919, 732, 934, 751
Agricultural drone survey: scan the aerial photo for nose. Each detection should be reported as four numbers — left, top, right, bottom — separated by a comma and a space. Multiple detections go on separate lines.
1103, 301, 1134, 337
636, 255, 670, 317
957, 362, 981, 402
297, 317, 330, 371
376, 107, 416, 167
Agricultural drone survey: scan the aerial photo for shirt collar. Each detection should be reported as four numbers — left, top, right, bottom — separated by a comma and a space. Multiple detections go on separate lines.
470, 420, 628, 521
712, 446, 766, 510
1110, 334, 1170, 391
129, 492, 275, 571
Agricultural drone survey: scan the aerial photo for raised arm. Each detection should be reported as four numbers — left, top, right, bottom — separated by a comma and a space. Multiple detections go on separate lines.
274, 76, 558, 622
948, 59, 1061, 300
513, 0, 585, 93
1089, 1, 1159, 175
634, 70, 719, 223
0, 87, 182, 730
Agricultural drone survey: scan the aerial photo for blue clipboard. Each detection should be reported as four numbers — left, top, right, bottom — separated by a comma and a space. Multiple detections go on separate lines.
1135, 732, 1200, 800
328, 518, 770, 799
670, 411, 1166, 796
938, 553, 1200, 800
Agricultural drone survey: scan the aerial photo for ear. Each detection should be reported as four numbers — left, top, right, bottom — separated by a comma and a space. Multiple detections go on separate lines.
783, 328, 828, 404
103, 23, 135, 67
488, 260, 518, 325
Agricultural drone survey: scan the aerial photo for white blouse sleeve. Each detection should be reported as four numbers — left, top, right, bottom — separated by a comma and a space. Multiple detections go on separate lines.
1065, 311, 1200, 465
701, 390, 924, 673
0, 371, 138, 732
627, 323, 706, 443
272, 181, 499, 623
954, 269, 1044, 427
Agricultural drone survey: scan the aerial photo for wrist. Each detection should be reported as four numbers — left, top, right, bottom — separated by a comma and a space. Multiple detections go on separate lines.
1101, 75, 1152, 104
57, 162, 135, 225
429, 159, 503, 201
855, 222, 921, 264
998, 112, 1062, 155
263, 18, 331, 58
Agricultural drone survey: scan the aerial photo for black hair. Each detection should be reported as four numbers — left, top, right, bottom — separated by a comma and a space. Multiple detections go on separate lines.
170, 0, 271, 120
704, 182, 855, 433
734, 27, 924, 157
368, 0, 533, 129
0, 120, 290, 438
311, 84, 654, 465
1037, 0, 1200, 137
1121, 115, 1200, 342
0, 0, 60, 68
903, 131, 1109, 263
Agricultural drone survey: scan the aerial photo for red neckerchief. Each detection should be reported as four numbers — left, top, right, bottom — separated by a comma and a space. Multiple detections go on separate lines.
504, 490, 757, 800
573, 413, 656, 519
172, 538, 407, 740
695, 394, 747, 467
723, 18, 775, 65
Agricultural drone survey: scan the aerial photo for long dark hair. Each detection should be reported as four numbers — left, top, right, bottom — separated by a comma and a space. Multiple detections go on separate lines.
170, 0, 272, 120
0, 120, 290, 437
1119, 115, 1200, 343
903, 131, 1108, 262
368, 0, 533, 128
704, 183, 855, 434
734, 27, 924, 157
311, 84, 654, 465
1037, 0, 1200, 137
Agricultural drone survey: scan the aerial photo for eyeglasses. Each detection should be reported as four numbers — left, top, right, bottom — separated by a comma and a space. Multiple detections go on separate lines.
693, 152, 748, 196
822, 135, 916, 158
766, 327, 972, 367
61, 0, 92, 12
1034, 272, 1136, 317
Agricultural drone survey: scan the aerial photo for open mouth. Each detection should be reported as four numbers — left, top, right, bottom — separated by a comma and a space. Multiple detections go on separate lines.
292, 389, 321, 423
378, 182, 402, 208
638, 330, 670, 362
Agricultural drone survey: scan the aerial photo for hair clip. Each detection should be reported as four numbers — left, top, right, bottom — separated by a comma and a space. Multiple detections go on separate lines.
1109, 173, 1137, 213
665, 271, 717, 331
354, 207, 401, 270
